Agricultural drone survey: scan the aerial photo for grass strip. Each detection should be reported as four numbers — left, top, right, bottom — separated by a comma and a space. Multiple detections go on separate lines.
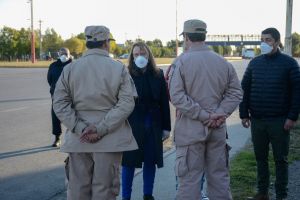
230, 122, 300, 199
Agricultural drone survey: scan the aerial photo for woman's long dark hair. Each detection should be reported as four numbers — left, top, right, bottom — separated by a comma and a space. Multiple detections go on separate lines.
127, 42, 160, 77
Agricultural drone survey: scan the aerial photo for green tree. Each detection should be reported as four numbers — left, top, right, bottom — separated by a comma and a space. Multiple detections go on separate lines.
34, 29, 41, 59
16, 28, 31, 60
64, 37, 85, 58
152, 39, 163, 48
254, 46, 261, 55
212, 45, 221, 55
150, 46, 162, 57
292, 32, 300, 57
111, 44, 123, 57
42, 28, 63, 58
124, 40, 134, 53
223, 46, 232, 56
234, 46, 243, 56
167, 40, 176, 49
135, 38, 145, 43
218, 46, 224, 55
0, 26, 19, 61
166, 40, 184, 56
109, 33, 117, 55
211, 45, 231, 56
161, 47, 173, 57
146, 41, 153, 47
0, 26, 41, 61
76, 33, 85, 40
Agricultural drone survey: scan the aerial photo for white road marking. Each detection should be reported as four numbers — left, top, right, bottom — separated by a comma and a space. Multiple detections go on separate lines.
37, 102, 51, 106
0, 107, 28, 112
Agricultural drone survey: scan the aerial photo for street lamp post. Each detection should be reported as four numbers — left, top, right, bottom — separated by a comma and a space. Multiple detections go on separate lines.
29, 0, 35, 63
39, 19, 43, 60
284, 0, 293, 56
175, 0, 178, 56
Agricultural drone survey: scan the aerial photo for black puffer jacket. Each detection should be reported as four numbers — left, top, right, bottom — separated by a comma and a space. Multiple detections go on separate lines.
239, 50, 300, 121
47, 58, 72, 95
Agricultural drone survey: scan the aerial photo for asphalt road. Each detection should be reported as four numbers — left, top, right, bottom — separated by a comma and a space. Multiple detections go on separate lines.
0, 60, 250, 200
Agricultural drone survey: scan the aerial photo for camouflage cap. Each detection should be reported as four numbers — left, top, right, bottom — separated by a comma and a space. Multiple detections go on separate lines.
84, 25, 115, 42
180, 19, 207, 35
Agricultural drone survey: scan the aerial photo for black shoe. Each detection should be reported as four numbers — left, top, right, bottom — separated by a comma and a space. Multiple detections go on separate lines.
144, 195, 155, 200
52, 137, 61, 147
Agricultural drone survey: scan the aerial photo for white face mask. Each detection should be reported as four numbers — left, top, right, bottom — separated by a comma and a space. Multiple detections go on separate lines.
260, 42, 273, 55
134, 56, 148, 68
60, 55, 69, 63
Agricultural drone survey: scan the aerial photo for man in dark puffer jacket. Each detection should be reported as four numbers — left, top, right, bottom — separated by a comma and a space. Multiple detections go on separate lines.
240, 28, 300, 200
47, 47, 72, 147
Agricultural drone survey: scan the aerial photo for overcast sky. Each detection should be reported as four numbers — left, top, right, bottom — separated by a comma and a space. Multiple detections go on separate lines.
0, 0, 299, 44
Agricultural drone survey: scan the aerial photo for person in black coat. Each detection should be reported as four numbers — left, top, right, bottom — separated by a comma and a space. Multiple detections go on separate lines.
47, 47, 72, 147
121, 42, 171, 200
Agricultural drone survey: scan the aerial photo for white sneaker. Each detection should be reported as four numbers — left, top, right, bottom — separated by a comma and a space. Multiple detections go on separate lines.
201, 192, 209, 200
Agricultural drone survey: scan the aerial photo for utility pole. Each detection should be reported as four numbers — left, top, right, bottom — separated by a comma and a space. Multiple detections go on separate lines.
29, 0, 35, 63
175, 0, 178, 56
284, 0, 293, 56
39, 19, 43, 60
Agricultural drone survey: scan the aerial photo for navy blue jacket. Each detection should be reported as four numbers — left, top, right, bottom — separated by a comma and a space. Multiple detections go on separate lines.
47, 59, 72, 95
239, 50, 300, 121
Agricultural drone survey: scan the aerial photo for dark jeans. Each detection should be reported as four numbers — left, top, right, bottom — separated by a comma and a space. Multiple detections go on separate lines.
251, 118, 290, 198
51, 104, 62, 136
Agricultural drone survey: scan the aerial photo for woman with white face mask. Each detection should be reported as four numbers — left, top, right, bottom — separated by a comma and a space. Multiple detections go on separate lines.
47, 47, 72, 147
121, 42, 171, 200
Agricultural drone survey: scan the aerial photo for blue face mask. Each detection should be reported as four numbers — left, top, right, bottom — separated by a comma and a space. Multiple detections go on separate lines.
260, 42, 273, 55
134, 56, 148, 68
